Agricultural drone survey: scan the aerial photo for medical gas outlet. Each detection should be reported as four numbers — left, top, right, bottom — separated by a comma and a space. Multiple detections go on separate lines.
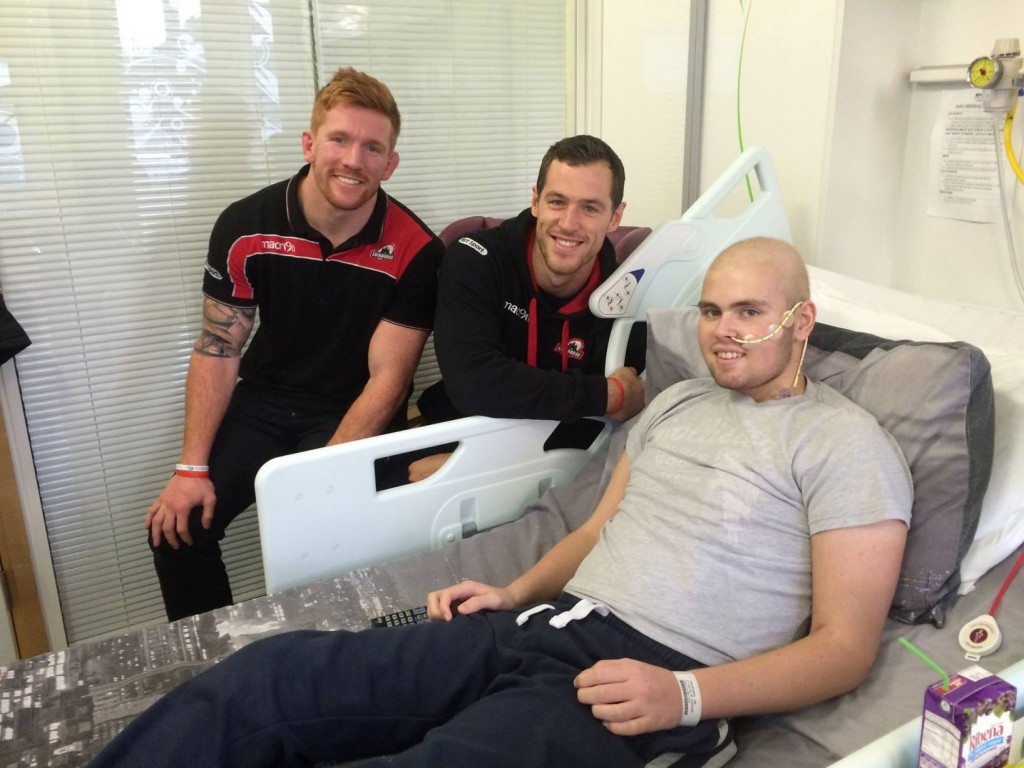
968, 38, 1023, 112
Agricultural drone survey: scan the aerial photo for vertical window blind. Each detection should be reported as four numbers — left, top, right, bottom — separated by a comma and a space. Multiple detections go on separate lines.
0, 0, 568, 644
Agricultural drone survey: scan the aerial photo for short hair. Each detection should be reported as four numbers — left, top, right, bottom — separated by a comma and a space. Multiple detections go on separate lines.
310, 67, 401, 149
536, 135, 625, 208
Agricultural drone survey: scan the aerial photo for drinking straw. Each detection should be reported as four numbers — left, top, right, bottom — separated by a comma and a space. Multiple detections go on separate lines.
899, 637, 950, 691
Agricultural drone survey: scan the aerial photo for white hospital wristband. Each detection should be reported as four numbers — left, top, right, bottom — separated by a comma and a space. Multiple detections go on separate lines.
672, 671, 702, 726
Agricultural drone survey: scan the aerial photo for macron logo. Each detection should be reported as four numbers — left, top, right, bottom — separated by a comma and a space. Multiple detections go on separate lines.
459, 237, 487, 256
261, 238, 296, 253
504, 301, 529, 321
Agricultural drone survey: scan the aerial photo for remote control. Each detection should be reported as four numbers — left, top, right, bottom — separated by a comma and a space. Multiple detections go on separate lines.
370, 605, 430, 628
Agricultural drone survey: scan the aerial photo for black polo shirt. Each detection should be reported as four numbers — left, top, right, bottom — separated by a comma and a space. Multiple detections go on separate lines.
202, 165, 443, 410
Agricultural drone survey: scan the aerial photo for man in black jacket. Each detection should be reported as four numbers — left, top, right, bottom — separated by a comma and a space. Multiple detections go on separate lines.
417, 136, 644, 439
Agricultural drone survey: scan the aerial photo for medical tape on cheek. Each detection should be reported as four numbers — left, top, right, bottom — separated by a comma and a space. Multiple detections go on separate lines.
731, 301, 804, 345
733, 320, 786, 345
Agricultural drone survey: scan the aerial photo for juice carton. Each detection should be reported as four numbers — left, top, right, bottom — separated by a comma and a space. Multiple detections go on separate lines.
917, 665, 1016, 768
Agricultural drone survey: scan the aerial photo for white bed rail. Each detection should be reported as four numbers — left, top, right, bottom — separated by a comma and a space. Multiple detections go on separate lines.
594, 146, 791, 374
255, 416, 607, 593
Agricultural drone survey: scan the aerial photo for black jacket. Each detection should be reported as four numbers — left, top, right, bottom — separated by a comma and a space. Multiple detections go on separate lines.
0, 292, 30, 365
422, 209, 624, 422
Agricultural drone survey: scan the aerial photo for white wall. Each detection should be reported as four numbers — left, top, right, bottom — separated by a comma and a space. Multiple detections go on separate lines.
695, 0, 1024, 310
817, 0, 922, 286
598, 3, 1024, 311
699, 0, 841, 255
890, 1, 1024, 310
595, 0, 690, 227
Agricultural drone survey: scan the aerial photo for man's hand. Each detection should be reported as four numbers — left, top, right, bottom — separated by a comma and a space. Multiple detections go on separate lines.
144, 474, 216, 549
426, 580, 515, 621
574, 658, 682, 735
607, 367, 645, 422
408, 452, 452, 483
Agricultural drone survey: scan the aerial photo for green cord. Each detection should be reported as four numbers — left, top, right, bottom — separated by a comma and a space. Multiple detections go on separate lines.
737, 0, 754, 202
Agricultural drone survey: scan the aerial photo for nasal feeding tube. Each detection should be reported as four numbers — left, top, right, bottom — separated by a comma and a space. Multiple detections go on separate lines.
728, 301, 809, 397
729, 301, 804, 345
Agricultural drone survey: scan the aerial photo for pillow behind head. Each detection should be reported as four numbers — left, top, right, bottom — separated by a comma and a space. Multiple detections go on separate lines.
645, 307, 996, 626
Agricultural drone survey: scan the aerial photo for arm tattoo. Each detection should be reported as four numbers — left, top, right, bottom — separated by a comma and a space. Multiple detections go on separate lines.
194, 329, 235, 358
193, 300, 256, 358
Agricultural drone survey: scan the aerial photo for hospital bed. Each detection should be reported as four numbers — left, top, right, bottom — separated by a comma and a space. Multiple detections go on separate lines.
252, 146, 1024, 766
2, 148, 1023, 767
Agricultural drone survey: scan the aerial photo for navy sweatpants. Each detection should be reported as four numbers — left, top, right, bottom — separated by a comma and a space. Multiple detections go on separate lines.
88, 596, 733, 768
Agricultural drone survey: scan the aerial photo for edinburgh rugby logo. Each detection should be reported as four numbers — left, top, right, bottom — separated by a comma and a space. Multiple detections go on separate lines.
555, 338, 585, 360
204, 263, 223, 280
371, 244, 396, 260
458, 237, 487, 255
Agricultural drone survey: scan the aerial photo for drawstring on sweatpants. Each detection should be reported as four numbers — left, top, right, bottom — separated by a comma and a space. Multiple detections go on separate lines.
515, 598, 609, 629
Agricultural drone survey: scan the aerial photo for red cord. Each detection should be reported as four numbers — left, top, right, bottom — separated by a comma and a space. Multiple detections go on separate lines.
989, 548, 1024, 616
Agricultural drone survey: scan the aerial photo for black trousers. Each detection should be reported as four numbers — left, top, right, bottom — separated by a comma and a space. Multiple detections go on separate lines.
150, 383, 405, 621
88, 596, 733, 768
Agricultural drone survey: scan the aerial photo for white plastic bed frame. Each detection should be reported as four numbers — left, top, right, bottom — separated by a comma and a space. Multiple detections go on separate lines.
254, 145, 791, 594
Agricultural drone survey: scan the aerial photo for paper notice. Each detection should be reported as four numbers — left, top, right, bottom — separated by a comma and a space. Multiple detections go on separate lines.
928, 90, 1002, 223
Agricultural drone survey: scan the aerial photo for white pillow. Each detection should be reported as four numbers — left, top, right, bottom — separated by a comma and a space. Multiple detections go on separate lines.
959, 347, 1024, 594
812, 281, 957, 344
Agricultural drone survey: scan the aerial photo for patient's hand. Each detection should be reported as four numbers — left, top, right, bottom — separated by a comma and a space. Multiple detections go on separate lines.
408, 452, 452, 482
574, 659, 682, 735
427, 580, 515, 621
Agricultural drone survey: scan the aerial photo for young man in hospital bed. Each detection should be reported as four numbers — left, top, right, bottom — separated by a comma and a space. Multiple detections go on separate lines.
88, 238, 912, 768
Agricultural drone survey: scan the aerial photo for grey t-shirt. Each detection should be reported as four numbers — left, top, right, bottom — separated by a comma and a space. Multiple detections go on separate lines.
565, 378, 913, 666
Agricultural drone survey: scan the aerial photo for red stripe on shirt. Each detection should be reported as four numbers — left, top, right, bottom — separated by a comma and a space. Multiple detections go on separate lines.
226, 234, 321, 299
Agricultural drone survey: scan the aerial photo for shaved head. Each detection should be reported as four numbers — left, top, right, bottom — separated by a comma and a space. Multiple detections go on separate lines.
710, 238, 809, 307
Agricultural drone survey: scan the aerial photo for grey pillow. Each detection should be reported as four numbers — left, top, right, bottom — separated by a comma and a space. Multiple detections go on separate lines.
645, 307, 995, 626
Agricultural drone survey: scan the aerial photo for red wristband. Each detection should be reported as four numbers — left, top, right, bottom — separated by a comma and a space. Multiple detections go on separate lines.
175, 463, 210, 478
608, 376, 624, 414
175, 469, 210, 478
